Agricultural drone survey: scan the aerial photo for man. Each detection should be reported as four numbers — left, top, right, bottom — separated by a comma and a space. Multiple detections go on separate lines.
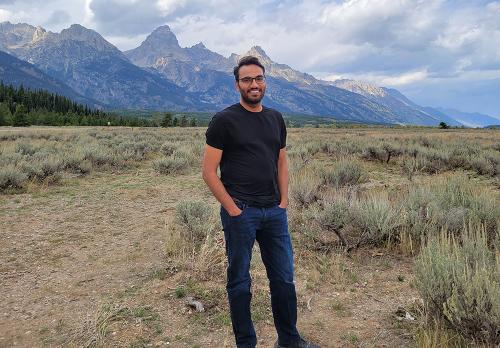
202, 56, 319, 348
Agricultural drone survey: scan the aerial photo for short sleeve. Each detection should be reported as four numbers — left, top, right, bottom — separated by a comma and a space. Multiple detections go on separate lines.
205, 114, 226, 150
279, 113, 287, 149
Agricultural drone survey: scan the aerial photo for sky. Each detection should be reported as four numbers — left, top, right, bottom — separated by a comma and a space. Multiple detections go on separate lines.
1, 0, 499, 117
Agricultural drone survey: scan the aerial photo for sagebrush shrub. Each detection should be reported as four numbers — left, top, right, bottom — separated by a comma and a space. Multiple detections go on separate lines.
420, 148, 450, 174
62, 153, 91, 175
160, 142, 177, 156
402, 174, 499, 239
470, 156, 495, 176
152, 157, 189, 175
15, 142, 37, 156
175, 200, 215, 242
0, 152, 23, 166
415, 226, 500, 344
0, 165, 27, 191
350, 193, 401, 245
308, 195, 351, 248
289, 171, 320, 207
82, 146, 120, 167
320, 159, 365, 187
362, 145, 385, 162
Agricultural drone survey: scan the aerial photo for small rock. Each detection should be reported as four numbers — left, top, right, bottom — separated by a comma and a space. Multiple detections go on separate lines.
186, 297, 205, 312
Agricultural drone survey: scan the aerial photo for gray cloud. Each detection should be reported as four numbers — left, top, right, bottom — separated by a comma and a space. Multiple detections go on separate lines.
45, 9, 71, 26
88, 0, 167, 36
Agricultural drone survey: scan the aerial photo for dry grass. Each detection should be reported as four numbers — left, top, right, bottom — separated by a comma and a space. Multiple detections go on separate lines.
0, 126, 499, 347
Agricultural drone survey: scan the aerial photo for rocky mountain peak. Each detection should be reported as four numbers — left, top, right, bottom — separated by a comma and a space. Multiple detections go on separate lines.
144, 25, 180, 48
190, 42, 206, 50
245, 45, 272, 64
125, 25, 184, 67
0, 21, 37, 50
331, 79, 388, 98
31, 26, 47, 43
60, 24, 97, 40
58, 24, 119, 53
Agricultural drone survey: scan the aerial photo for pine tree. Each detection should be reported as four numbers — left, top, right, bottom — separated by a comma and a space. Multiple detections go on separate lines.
189, 117, 197, 127
179, 115, 188, 127
12, 104, 30, 127
160, 112, 173, 127
439, 121, 449, 129
0, 103, 11, 126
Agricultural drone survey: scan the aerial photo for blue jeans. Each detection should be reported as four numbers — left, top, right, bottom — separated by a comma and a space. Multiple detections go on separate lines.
220, 201, 301, 348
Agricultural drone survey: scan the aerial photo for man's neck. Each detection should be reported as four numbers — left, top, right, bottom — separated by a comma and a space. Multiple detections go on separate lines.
240, 100, 263, 113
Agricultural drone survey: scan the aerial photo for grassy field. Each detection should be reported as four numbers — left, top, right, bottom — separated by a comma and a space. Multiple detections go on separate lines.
0, 126, 499, 347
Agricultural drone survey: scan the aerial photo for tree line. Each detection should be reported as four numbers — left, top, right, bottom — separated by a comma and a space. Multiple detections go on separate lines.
0, 82, 198, 127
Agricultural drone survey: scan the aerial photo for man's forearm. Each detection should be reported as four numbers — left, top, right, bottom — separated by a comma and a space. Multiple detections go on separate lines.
277, 158, 289, 207
203, 172, 240, 215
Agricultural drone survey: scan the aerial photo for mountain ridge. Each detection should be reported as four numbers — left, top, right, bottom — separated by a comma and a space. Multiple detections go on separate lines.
0, 49, 102, 108
1, 21, 492, 126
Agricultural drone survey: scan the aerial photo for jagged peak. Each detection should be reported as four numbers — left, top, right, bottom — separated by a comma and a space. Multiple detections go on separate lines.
0, 21, 32, 27
32, 26, 47, 42
332, 79, 388, 97
58, 24, 120, 53
141, 24, 179, 48
190, 42, 206, 50
246, 45, 271, 60
61, 24, 100, 39
65, 23, 88, 32
152, 25, 172, 33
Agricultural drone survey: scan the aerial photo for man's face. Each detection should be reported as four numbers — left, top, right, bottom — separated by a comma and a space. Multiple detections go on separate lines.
236, 64, 266, 105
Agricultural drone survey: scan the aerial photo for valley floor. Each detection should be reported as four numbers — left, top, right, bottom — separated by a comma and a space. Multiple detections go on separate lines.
1, 154, 416, 348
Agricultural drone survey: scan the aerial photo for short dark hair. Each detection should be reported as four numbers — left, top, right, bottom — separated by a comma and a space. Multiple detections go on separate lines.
233, 56, 265, 81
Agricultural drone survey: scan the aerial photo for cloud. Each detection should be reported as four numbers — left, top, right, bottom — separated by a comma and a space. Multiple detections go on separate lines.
0, 0, 84, 30
45, 10, 71, 26
1, 0, 499, 114
88, 0, 166, 36
0, 8, 11, 21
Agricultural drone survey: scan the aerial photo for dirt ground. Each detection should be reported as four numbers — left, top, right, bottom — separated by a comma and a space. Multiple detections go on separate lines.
0, 157, 420, 348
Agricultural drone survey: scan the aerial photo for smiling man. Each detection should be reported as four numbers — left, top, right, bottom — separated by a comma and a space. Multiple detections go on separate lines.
202, 56, 319, 348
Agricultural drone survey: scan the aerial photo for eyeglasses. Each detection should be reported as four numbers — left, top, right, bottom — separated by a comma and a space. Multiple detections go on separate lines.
238, 75, 266, 85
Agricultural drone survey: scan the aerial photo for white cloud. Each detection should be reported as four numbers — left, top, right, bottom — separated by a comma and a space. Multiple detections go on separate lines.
0, 8, 11, 21
320, 69, 428, 87
380, 70, 429, 86
156, 0, 186, 15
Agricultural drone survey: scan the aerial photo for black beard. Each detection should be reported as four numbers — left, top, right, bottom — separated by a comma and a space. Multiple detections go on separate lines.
240, 90, 264, 105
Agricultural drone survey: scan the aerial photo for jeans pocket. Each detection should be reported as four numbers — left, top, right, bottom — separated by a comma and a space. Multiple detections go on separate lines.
231, 201, 247, 218
221, 201, 247, 222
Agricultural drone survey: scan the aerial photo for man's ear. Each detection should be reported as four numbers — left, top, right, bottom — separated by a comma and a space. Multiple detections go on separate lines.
234, 81, 239, 91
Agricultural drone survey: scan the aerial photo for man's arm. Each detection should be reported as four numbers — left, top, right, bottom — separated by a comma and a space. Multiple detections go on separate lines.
202, 144, 242, 216
277, 148, 289, 208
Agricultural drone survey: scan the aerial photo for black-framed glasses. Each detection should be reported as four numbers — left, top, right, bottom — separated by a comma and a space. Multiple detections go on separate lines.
238, 75, 266, 85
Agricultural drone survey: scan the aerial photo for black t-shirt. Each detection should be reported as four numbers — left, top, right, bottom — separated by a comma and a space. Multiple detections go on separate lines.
205, 103, 287, 207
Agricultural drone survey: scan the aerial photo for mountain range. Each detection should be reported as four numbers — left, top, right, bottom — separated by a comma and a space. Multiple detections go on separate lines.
1, 21, 498, 126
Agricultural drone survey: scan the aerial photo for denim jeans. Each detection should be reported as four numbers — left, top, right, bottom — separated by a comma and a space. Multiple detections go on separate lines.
220, 200, 301, 348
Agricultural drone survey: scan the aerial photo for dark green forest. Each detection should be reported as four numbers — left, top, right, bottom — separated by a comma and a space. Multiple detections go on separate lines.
0, 82, 197, 127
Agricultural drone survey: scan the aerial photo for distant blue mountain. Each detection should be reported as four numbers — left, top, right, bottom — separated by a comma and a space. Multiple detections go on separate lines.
436, 108, 500, 128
